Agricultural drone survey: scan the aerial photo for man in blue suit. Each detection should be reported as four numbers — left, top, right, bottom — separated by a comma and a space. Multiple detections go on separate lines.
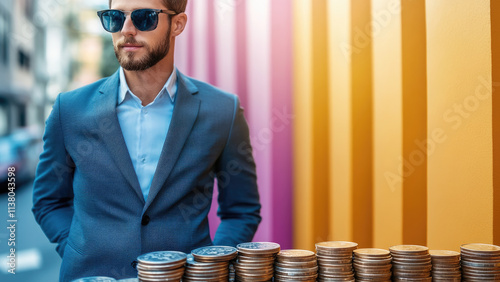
32, 0, 261, 280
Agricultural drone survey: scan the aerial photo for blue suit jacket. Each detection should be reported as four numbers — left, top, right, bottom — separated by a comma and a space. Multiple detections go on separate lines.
32, 70, 261, 281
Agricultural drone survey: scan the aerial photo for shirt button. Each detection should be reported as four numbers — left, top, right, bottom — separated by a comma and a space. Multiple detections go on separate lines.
142, 157, 146, 163
141, 215, 150, 226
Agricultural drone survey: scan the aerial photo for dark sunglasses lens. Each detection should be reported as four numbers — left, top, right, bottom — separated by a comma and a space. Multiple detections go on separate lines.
101, 10, 124, 33
132, 9, 158, 31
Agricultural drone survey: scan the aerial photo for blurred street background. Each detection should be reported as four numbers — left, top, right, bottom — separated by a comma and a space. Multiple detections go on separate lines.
0, 0, 117, 280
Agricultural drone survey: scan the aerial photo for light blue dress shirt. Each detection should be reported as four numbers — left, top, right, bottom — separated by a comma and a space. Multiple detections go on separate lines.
117, 67, 177, 201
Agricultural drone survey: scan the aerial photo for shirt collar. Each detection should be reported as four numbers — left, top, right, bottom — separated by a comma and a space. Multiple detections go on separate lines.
118, 66, 178, 104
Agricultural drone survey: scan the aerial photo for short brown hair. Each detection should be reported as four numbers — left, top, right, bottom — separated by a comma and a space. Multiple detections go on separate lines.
109, 0, 188, 13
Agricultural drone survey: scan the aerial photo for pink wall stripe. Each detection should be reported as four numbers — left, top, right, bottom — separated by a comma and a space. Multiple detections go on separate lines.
246, 0, 272, 243
206, 0, 217, 86
270, 0, 293, 249
173, 0, 191, 73
191, 0, 209, 81
186, 0, 194, 75
174, 0, 293, 247
214, 0, 237, 93
235, 0, 249, 112
173, 27, 187, 71
206, 0, 221, 239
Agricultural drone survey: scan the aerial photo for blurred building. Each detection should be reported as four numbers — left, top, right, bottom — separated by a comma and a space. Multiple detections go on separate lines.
43, 0, 79, 113
0, 0, 33, 136
0, 0, 77, 186
0, 0, 78, 137
69, 0, 117, 89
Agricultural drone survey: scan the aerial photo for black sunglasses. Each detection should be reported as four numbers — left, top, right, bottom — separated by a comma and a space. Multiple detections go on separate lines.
97, 9, 178, 33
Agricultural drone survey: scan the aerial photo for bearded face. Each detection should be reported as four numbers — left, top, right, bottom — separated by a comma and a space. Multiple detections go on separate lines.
114, 19, 172, 71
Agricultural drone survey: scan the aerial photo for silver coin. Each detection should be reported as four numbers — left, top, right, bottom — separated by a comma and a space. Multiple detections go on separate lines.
137, 251, 187, 264
192, 246, 237, 257
236, 242, 281, 252
186, 254, 229, 267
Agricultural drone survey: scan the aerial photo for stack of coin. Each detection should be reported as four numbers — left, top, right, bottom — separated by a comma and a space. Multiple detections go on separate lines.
275, 249, 318, 282
183, 254, 230, 281
429, 250, 461, 281
389, 245, 432, 281
136, 251, 186, 282
461, 243, 500, 281
234, 242, 281, 281
352, 248, 392, 281
184, 246, 237, 281
315, 241, 357, 281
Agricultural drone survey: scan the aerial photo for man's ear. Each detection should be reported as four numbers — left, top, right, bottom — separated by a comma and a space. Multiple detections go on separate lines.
171, 13, 188, 37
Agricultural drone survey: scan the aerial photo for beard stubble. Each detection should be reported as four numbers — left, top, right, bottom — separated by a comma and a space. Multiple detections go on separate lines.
114, 24, 171, 71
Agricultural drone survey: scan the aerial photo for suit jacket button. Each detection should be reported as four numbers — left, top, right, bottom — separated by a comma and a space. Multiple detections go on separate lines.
141, 215, 150, 225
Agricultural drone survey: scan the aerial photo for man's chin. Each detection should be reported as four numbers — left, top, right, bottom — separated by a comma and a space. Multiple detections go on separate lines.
119, 57, 150, 71
121, 64, 150, 71
115, 49, 166, 72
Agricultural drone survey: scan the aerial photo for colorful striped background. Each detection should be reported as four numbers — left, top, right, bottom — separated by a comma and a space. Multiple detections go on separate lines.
175, 0, 500, 251
175, 0, 294, 249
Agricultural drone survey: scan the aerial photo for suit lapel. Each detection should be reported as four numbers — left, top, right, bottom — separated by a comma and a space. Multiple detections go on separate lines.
144, 71, 200, 211
95, 71, 145, 203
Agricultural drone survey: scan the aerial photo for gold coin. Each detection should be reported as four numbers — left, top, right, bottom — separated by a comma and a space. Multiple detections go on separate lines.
237, 258, 275, 263
429, 250, 460, 257
355, 271, 392, 277
353, 262, 392, 269
278, 249, 316, 260
354, 257, 392, 265
316, 241, 357, 249
236, 242, 281, 255
389, 245, 429, 253
275, 260, 317, 268
461, 243, 500, 253
432, 271, 461, 277
354, 248, 390, 257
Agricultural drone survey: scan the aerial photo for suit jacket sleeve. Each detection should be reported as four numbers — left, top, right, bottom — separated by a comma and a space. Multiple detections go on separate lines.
213, 97, 262, 246
32, 94, 75, 257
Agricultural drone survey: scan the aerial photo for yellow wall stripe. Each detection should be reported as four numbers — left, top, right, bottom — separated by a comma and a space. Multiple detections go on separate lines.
350, 0, 374, 248
328, 0, 354, 243
311, 0, 331, 248
372, 0, 403, 249
490, 1, 500, 245
401, 0, 427, 246
293, 0, 314, 250
294, 0, 498, 250
426, 0, 494, 251
493, 0, 500, 247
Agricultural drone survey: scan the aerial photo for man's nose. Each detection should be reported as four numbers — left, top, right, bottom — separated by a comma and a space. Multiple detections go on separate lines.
121, 15, 137, 36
